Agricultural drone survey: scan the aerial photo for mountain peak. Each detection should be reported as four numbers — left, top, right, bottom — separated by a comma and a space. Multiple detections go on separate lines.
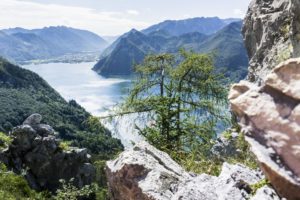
129, 28, 139, 33
142, 17, 229, 36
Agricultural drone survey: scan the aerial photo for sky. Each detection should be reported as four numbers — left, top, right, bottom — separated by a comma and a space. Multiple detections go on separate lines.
0, 0, 252, 36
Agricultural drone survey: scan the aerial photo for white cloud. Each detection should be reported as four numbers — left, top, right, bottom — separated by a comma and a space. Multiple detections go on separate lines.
233, 9, 245, 18
126, 10, 140, 16
0, 0, 149, 35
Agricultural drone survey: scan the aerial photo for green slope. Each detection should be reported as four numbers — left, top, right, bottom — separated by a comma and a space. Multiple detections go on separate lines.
0, 58, 123, 156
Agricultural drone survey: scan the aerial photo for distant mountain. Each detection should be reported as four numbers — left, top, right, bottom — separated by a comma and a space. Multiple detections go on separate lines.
195, 21, 249, 79
222, 18, 242, 25
0, 26, 108, 63
102, 35, 120, 44
0, 31, 34, 61
2, 27, 31, 35
94, 29, 156, 75
93, 21, 248, 80
142, 17, 240, 36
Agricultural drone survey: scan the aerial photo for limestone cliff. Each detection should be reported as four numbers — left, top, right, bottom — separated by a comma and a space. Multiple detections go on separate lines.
243, 0, 300, 83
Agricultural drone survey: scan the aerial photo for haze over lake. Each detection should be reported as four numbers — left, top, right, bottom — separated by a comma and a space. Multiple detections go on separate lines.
22, 62, 131, 116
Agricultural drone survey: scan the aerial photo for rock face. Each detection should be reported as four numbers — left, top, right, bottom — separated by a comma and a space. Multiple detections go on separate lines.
0, 114, 95, 191
106, 141, 279, 200
211, 130, 240, 158
229, 58, 300, 200
243, 0, 300, 82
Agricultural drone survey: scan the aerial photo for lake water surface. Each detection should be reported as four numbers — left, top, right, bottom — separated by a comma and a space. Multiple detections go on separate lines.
22, 62, 144, 147
22, 62, 130, 116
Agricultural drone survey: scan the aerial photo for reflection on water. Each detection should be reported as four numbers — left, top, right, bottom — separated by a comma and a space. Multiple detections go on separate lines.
22, 62, 130, 116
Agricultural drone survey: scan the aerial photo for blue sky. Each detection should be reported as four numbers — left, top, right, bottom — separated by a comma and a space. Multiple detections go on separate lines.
0, 0, 251, 36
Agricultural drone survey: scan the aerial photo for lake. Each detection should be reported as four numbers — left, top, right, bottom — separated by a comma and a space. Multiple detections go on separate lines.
22, 62, 144, 147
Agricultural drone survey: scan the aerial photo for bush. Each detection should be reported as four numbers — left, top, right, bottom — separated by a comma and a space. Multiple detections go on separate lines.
58, 141, 72, 151
176, 131, 258, 176
0, 163, 49, 199
54, 179, 109, 200
55, 179, 94, 200
0, 132, 12, 149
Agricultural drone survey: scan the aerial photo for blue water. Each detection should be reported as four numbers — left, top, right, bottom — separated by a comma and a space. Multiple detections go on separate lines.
22, 62, 131, 116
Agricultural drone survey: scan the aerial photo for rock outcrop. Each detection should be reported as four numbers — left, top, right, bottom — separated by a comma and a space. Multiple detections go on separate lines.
106, 141, 279, 200
211, 130, 240, 158
229, 58, 300, 200
0, 114, 95, 191
243, 0, 300, 82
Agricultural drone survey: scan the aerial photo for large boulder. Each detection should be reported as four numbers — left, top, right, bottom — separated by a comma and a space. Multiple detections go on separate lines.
243, 0, 300, 83
0, 114, 95, 191
106, 141, 190, 200
106, 141, 279, 200
229, 58, 300, 200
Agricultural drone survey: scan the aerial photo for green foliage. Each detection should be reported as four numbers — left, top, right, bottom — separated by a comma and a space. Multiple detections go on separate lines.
55, 179, 94, 200
250, 179, 270, 195
222, 130, 232, 140
0, 159, 110, 200
122, 50, 229, 156
93, 160, 108, 188
0, 162, 49, 200
227, 132, 259, 170
54, 179, 109, 200
58, 141, 72, 151
176, 130, 258, 176
0, 132, 12, 149
174, 142, 223, 176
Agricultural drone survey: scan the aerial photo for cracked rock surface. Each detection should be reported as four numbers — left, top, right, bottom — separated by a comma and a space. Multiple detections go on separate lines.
243, 0, 300, 83
0, 114, 95, 191
106, 141, 278, 200
229, 58, 300, 200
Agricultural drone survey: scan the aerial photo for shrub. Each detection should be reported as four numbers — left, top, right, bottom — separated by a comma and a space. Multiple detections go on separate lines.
0, 163, 49, 199
0, 132, 12, 149
58, 141, 72, 151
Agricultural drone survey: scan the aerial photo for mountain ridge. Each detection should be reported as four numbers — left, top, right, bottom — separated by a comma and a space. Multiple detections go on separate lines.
142, 17, 241, 36
93, 20, 248, 80
0, 26, 108, 63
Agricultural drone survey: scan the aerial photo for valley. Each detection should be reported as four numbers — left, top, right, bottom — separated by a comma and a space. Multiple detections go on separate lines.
0, 0, 298, 199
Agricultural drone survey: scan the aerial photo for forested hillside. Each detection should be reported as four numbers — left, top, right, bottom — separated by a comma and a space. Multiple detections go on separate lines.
0, 58, 123, 156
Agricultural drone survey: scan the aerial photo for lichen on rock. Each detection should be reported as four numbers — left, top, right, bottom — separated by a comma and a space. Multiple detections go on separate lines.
243, 0, 300, 83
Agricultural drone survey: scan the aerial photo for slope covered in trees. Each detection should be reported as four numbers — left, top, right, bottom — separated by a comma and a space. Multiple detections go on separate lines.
0, 58, 123, 156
